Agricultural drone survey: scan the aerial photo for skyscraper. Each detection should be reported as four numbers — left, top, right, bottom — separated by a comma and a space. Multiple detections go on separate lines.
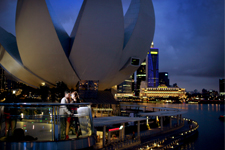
146, 48, 159, 87
159, 72, 170, 86
133, 61, 146, 96
117, 75, 132, 94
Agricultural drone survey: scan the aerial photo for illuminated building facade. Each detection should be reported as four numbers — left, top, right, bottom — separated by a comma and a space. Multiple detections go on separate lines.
133, 61, 146, 96
78, 80, 98, 99
146, 48, 159, 87
114, 75, 133, 99
117, 75, 132, 93
159, 72, 170, 86
140, 85, 186, 99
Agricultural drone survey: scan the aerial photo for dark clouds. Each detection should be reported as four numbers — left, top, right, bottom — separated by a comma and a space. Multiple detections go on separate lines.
153, 0, 224, 91
0, 0, 224, 91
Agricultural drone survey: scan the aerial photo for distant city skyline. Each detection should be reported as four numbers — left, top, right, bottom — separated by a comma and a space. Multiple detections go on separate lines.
0, 0, 224, 92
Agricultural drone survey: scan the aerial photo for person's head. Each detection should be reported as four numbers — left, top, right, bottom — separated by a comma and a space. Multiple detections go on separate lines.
71, 91, 79, 100
64, 90, 70, 99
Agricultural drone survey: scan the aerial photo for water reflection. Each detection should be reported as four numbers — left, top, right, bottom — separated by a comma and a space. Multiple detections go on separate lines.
131, 103, 223, 113
136, 103, 223, 113
180, 141, 196, 150
212, 104, 214, 111
196, 104, 199, 110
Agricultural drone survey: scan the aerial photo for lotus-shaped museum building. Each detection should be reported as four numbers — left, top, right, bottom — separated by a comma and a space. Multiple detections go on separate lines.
0, 0, 155, 90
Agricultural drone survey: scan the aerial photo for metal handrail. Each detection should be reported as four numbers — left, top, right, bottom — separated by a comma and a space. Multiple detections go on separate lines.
0, 102, 91, 106
0, 102, 93, 141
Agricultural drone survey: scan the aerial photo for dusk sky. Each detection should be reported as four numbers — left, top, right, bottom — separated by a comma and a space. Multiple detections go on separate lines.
0, 0, 224, 92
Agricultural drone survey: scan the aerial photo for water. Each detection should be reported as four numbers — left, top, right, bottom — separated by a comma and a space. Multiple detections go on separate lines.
122, 102, 224, 150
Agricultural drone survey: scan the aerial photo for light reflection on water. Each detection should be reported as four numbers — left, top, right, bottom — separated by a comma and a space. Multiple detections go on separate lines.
180, 142, 196, 150
121, 102, 224, 150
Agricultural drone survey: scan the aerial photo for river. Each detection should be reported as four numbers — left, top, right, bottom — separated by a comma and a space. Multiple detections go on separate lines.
121, 102, 224, 150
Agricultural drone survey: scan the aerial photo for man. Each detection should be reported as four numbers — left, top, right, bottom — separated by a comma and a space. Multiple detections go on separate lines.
59, 90, 72, 140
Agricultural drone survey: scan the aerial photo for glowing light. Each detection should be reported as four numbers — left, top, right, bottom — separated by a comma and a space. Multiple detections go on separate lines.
109, 127, 120, 132
119, 125, 124, 130
156, 116, 159, 122
151, 51, 158, 55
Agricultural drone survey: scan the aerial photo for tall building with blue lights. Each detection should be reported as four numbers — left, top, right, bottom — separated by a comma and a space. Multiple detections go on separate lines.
146, 47, 159, 87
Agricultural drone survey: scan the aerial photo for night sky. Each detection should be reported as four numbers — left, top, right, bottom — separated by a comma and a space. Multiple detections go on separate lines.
0, 0, 224, 92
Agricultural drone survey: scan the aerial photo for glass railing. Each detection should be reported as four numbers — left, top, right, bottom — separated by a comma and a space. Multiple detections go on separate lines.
0, 103, 93, 142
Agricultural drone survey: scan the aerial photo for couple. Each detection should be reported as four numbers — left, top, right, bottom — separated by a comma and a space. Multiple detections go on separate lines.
60, 91, 81, 140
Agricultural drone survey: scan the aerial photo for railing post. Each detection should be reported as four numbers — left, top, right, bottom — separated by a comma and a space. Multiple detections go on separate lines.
53, 106, 59, 140
51, 106, 54, 141
137, 121, 140, 137
103, 125, 106, 147
122, 123, 125, 141
161, 116, 163, 131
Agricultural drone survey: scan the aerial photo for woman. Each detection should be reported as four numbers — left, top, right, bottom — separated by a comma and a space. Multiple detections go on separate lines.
70, 91, 81, 138
71, 91, 80, 103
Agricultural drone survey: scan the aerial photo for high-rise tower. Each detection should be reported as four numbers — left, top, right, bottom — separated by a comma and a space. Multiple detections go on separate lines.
146, 46, 159, 87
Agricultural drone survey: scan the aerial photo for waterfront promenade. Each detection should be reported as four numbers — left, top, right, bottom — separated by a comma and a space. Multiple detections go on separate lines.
97, 118, 198, 150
